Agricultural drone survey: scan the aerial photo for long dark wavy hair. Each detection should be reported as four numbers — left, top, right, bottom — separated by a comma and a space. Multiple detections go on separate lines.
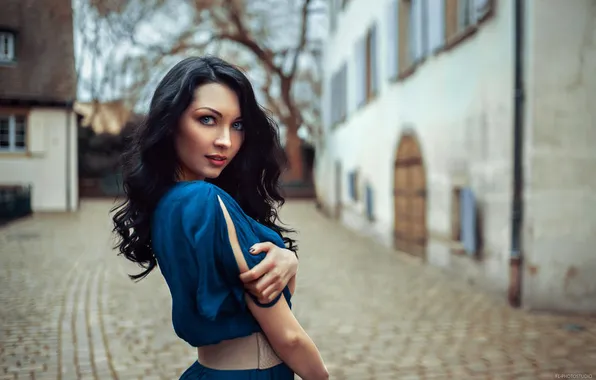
111, 56, 297, 281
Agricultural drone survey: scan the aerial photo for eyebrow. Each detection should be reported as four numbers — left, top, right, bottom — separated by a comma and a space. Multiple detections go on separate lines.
196, 107, 222, 117
195, 107, 242, 120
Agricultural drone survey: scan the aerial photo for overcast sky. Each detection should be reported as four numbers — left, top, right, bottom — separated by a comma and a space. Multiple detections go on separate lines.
72, 0, 327, 141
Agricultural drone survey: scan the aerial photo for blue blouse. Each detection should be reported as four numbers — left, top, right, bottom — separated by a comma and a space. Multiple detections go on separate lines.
151, 180, 293, 348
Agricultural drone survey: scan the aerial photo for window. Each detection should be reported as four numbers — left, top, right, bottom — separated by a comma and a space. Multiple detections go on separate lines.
365, 183, 375, 221
451, 186, 462, 241
445, 0, 492, 43
425, 0, 445, 54
365, 25, 379, 102
329, 0, 338, 32
451, 186, 478, 256
330, 63, 348, 128
388, 0, 492, 80
0, 115, 27, 152
386, 0, 400, 80
397, 0, 425, 76
329, 0, 350, 33
348, 170, 359, 201
355, 24, 378, 109
398, 0, 413, 73
0, 32, 15, 62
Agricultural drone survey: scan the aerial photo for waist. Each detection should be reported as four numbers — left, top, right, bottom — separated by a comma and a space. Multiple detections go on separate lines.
197, 332, 282, 370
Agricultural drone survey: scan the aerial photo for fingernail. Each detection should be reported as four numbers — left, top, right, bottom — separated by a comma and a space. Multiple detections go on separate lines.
249, 247, 255, 253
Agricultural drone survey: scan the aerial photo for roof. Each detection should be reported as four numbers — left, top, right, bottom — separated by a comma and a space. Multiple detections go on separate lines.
0, 0, 76, 103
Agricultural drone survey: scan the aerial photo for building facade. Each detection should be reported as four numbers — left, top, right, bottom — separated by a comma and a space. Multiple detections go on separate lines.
0, 0, 78, 212
316, 0, 596, 312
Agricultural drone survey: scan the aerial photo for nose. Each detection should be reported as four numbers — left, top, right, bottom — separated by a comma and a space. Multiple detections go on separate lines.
214, 128, 232, 149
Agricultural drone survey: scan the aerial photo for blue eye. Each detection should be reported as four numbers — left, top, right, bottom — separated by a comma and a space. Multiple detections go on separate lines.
198, 116, 216, 125
232, 121, 244, 131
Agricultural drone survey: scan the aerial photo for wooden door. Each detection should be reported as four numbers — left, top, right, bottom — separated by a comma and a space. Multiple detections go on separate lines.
393, 134, 427, 257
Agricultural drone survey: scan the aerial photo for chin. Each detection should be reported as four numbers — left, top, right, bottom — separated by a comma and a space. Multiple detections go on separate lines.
203, 169, 224, 179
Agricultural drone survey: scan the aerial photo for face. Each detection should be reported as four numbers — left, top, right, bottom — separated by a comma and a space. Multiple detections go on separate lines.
175, 83, 245, 181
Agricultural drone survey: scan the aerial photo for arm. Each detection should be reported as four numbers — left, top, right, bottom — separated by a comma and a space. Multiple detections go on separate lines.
239, 243, 298, 302
247, 295, 325, 380
217, 196, 328, 380
288, 274, 296, 296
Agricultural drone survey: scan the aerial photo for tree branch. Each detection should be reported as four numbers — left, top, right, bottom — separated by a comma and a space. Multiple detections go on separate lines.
289, 0, 312, 79
77, 0, 324, 155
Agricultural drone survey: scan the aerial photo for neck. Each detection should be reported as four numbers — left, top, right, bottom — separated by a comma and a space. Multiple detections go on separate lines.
178, 167, 204, 182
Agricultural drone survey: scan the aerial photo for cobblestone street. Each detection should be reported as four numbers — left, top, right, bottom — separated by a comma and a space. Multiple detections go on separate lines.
1, 200, 595, 380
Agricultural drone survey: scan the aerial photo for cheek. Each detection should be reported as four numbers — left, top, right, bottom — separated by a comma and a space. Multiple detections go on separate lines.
175, 127, 204, 162
174, 136, 191, 167
230, 134, 245, 158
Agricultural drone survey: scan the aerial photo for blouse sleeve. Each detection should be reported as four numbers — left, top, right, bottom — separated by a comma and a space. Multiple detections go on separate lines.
179, 182, 291, 321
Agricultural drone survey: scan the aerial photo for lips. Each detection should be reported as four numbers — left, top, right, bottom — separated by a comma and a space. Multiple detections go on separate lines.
205, 154, 227, 162
205, 155, 228, 167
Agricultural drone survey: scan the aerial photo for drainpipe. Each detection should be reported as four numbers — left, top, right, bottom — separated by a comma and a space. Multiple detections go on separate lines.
508, 0, 525, 308
65, 100, 72, 212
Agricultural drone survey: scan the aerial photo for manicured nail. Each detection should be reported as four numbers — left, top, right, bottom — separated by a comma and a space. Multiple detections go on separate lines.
249, 247, 255, 253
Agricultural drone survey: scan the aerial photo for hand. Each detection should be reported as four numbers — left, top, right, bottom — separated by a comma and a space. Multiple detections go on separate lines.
239, 242, 298, 303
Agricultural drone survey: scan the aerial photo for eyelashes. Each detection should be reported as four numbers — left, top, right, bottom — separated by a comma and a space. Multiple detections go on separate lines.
197, 115, 244, 131
198, 115, 216, 125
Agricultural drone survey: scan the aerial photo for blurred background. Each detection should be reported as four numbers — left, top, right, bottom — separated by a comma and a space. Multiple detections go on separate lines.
1, 0, 595, 379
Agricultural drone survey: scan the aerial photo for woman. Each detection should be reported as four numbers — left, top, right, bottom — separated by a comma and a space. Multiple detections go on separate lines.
111, 56, 328, 379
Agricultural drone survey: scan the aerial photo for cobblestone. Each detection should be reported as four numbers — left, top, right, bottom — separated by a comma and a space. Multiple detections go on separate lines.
1, 200, 595, 379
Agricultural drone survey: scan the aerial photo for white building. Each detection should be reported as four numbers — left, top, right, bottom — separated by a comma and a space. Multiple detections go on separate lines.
0, 107, 78, 212
0, 0, 78, 212
316, 0, 596, 312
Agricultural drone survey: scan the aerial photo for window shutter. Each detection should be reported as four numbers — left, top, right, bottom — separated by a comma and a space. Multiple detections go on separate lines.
458, 0, 474, 29
369, 24, 379, 95
330, 72, 336, 126
420, 0, 428, 58
408, 1, 416, 63
365, 184, 374, 221
386, 0, 399, 80
460, 187, 477, 255
348, 172, 355, 200
355, 37, 366, 109
347, 60, 356, 114
28, 112, 46, 155
335, 68, 341, 123
328, 73, 334, 127
359, 37, 367, 107
330, 0, 338, 32
336, 69, 341, 124
341, 63, 348, 121
474, 0, 491, 20
410, 0, 425, 63
328, 73, 335, 127
427, 0, 445, 53
353, 43, 359, 111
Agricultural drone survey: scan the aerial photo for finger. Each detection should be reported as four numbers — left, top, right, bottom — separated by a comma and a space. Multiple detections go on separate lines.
261, 284, 281, 301
239, 258, 274, 283
243, 281, 258, 294
254, 272, 277, 294
248, 242, 274, 255
257, 290, 279, 304
247, 287, 261, 298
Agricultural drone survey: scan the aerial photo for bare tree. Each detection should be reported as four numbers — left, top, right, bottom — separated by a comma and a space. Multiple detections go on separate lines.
197, 0, 326, 182
73, 0, 168, 112
77, 0, 327, 182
